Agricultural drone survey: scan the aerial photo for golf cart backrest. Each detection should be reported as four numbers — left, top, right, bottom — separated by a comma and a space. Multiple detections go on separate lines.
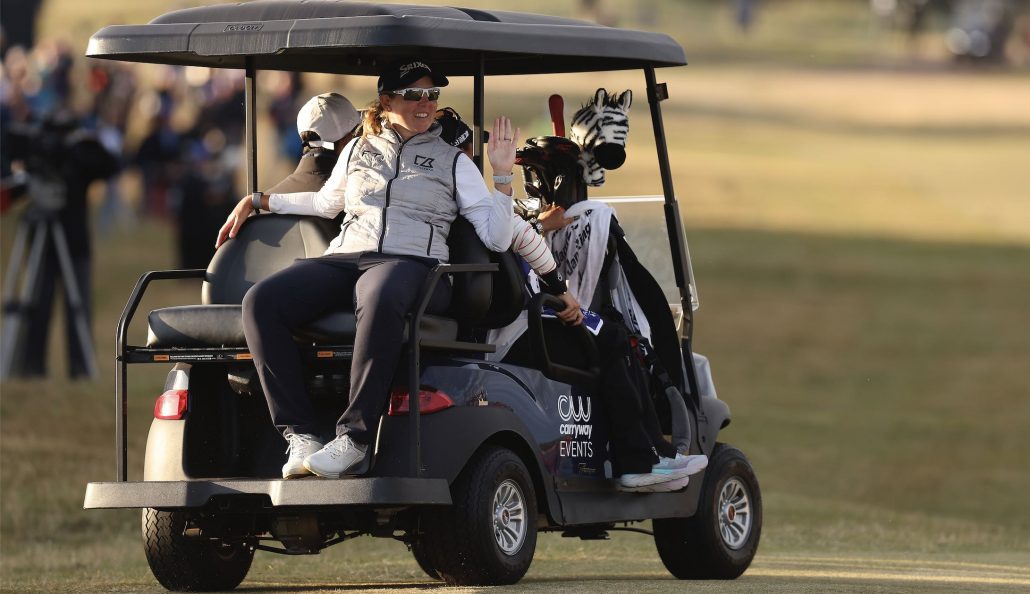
203, 215, 333, 305
446, 216, 525, 329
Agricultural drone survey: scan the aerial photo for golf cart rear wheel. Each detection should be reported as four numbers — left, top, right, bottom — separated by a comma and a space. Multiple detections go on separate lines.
653, 443, 762, 579
142, 508, 254, 591
421, 446, 537, 586
409, 541, 442, 580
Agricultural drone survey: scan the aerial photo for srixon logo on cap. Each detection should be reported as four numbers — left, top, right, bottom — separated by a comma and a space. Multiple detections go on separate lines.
224, 23, 264, 32
399, 61, 430, 75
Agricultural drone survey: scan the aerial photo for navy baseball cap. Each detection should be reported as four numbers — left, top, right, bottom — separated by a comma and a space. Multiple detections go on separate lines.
377, 57, 449, 94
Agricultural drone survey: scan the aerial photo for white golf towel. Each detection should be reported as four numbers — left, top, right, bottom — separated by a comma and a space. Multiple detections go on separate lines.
486, 200, 651, 361
548, 200, 650, 341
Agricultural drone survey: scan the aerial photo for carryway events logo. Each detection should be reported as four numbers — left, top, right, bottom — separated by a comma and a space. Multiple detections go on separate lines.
557, 394, 593, 458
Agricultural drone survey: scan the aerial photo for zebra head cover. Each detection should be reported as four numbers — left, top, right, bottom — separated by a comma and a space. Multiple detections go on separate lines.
570, 88, 632, 187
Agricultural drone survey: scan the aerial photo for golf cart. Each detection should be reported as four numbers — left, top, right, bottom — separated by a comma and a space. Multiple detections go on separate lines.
82, 1, 761, 589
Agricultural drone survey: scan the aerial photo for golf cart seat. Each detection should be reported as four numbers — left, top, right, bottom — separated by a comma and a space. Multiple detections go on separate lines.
146, 214, 518, 350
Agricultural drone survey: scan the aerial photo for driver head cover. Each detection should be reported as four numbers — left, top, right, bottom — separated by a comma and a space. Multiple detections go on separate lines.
435, 107, 472, 148
297, 92, 360, 149
570, 88, 632, 186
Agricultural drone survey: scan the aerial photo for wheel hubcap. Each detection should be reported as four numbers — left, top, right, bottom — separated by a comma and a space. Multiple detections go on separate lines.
717, 477, 752, 550
492, 479, 527, 555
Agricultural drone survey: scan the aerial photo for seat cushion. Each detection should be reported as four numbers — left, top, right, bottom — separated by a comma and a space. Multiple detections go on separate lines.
147, 305, 247, 348
147, 305, 457, 349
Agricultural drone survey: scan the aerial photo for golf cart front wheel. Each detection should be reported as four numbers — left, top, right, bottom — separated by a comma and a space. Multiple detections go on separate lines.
653, 443, 762, 579
142, 508, 254, 591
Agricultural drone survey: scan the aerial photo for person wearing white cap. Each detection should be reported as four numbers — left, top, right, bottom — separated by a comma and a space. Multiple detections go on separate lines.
263, 92, 360, 196
216, 57, 518, 480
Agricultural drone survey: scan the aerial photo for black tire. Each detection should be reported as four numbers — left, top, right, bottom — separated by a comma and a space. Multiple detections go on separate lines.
142, 508, 254, 591
409, 540, 442, 580
420, 446, 538, 586
653, 443, 762, 579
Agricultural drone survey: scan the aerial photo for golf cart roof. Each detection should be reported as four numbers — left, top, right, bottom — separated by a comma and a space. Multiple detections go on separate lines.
85, 0, 686, 75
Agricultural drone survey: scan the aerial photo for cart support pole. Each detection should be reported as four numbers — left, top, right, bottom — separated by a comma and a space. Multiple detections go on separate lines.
408, 326, 422, 477
473, 53, 485, 172
644, 67, 693, 341
116, 340, 127, 481
645, 68, 705, 422
245, 58, 258, 194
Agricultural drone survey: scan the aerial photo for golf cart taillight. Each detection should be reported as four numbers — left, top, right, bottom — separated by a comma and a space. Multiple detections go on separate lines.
388, 387, 454, 415
154, 389, 188, 419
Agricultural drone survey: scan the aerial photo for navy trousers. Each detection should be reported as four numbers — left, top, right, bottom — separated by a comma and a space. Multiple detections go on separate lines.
242, 252, 451, 445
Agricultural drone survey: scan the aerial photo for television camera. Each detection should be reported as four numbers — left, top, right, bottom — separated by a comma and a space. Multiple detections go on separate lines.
1, 112, 115, 379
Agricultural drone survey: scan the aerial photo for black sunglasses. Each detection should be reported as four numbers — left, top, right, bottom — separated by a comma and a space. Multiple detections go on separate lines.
389, 87, 441, 101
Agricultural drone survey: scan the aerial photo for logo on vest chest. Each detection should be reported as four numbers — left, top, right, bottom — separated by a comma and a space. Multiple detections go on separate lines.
413, 155, 436, 170
360, 150, 385, 166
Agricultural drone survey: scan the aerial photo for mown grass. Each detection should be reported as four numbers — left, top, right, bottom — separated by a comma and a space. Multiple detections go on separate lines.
692, 229, 1030, 538
3, 224, 1029, 593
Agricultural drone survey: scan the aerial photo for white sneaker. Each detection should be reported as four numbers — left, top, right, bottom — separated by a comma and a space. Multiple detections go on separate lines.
622, 475, 691, 493
618, 454, 707, 492
303, 434, 369, 479
655, 453, 708, 476
618, 467, 689, 491
282, 433, 323, 479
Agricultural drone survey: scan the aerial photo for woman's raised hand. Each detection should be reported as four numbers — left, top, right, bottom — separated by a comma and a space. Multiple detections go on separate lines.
215, 195, 256, 248
487, 116, 520, 178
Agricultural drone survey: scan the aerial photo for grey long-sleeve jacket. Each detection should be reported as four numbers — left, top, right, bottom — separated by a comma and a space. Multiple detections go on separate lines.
270, 124, 512, 261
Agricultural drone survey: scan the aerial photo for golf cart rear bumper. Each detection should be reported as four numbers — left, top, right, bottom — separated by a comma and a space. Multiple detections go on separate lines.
83, 477, 451, 510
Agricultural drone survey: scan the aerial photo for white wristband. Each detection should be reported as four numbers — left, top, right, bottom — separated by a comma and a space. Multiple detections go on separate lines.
251, 191, 263, 212
492, 173, 514, 185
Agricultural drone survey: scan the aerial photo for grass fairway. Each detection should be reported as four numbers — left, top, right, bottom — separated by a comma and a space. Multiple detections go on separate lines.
2, 224, 1029, 593
4, 0, 1030, 591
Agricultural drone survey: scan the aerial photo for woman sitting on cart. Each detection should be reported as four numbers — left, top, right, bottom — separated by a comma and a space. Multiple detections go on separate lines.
216, 58, 517, 480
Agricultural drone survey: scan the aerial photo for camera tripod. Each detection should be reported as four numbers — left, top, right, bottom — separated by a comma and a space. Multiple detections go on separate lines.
1, 203, 98, 379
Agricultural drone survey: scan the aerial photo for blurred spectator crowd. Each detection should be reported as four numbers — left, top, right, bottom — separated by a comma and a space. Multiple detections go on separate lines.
871, 0, 1030, 63
1, 39, 309, 269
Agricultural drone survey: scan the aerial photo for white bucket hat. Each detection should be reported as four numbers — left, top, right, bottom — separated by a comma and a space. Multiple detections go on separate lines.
296, 92, 360, 149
